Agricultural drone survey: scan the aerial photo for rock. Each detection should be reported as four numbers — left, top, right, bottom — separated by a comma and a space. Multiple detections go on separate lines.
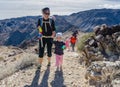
109, 55, 119, 62
81, 24, 120, 86
85, 61, 120, 86
117, 36, 120, 46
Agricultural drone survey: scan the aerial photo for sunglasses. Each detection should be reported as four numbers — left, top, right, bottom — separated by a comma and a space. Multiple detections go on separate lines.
44, 12, 50, 15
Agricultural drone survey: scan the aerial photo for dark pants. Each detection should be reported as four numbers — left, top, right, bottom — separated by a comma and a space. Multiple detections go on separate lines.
39, 38, 53, 58
71, 43, 75, 52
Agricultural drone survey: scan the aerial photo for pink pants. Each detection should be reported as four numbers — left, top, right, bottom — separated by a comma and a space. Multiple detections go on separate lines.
65, 40, 70, 48
55, 54, 63, 67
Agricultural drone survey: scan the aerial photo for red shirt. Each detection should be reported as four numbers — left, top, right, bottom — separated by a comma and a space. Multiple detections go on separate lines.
70, 36, 77, 44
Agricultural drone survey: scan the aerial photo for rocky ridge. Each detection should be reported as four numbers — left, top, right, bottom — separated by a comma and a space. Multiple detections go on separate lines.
81, 24, 120, 86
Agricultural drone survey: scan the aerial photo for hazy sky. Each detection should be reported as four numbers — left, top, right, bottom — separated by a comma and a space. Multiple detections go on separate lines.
0, 0, 120, 19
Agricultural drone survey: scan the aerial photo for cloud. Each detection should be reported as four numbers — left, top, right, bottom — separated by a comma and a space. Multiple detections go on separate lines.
105, 0, 120, 1
0, 0, 102, 19
0, 0, 120, 19
99, 4, 120, 9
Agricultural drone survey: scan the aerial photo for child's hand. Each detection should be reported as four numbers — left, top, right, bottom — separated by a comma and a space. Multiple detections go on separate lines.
62, 45, 66, 50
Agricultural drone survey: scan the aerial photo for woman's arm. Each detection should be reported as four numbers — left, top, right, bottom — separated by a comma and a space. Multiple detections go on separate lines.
37, 19, 41, 28
52, 31, 56, 38
52, 40, 57, 44
51, 20, 56, 38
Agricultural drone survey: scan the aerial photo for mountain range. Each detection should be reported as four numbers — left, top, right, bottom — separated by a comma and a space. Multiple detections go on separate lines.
0, 8, 120, 46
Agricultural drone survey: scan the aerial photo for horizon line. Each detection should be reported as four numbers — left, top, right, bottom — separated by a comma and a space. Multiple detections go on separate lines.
0, 8, 119, 20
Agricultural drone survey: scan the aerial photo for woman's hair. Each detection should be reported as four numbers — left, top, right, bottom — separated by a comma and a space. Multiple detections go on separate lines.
42, 7, 50, 13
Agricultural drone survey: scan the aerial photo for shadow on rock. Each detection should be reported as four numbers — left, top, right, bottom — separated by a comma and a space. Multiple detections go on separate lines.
24, 69, 41, 87
51, 69, 66, 87
39, 66, 50, 87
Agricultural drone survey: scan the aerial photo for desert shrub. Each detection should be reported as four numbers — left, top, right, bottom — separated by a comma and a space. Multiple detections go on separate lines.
0, 53, 37, 80
77, 32, 95, 52
0, 57, 4, 61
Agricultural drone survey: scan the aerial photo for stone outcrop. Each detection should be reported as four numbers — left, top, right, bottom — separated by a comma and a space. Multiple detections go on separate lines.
81, 24, 120, 86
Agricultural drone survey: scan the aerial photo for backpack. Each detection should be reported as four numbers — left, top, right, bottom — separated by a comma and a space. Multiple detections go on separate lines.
38, 17, 54, 38
39, 17, 53, 28
70, 36, 77, 44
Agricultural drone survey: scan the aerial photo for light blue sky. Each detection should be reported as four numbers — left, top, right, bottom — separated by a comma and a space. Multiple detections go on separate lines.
0, 0, 120, 19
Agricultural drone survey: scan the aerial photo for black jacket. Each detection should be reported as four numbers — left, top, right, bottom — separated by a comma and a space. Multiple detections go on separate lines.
37, 18, 56, 36
53, 41, 65, 55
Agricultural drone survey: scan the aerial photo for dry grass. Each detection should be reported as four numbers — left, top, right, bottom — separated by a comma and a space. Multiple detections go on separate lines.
0, 53, 38, 80
77, 32, 95, 52
0, 57, 4, 61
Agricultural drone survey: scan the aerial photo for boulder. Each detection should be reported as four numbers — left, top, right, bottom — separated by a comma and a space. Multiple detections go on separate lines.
81, 24, 120, 86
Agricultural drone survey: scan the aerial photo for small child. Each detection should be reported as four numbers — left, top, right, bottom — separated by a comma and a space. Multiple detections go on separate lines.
53, 32, 66, 71
70, 34, 77, 52
65, 37, 70, 51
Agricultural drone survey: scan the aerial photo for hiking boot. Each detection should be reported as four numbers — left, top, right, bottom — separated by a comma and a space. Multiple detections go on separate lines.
47, 62, 51, 67
37, 65, 41, 69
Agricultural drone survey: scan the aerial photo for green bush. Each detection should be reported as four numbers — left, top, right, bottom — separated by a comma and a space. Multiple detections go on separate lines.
77, 32, 95, 52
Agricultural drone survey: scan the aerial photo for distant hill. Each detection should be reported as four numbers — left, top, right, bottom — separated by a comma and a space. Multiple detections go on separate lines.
0, 8, 120, 46
0, 16, 77, 46
65, 8, 120, 32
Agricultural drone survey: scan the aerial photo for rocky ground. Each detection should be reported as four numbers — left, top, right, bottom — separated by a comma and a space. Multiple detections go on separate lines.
0, 48, 119, 87
0, 46, 90, 87
0, 32, 89, 87
0, 30, 119, 87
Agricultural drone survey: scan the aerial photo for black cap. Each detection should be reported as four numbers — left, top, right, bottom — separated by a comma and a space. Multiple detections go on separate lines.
42, 7, 50, 13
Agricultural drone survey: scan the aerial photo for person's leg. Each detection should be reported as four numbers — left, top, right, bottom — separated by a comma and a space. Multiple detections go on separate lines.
55, 54, 59, 71
66, 44, 69, 51
59, 55, 63, 66
68, 44, 71, 51
58, 55, 61, 70
47, 38, 53, 66
67, 43, 70, 51
71, 43, 74, 52
73, 44, 75, 52
59, 55, 63, 71
55, 54, 59, 67
68, 45, 70, 51
38, 39, 46, 68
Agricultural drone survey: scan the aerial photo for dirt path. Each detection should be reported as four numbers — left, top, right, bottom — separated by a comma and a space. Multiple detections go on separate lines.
0, 50, 89, 87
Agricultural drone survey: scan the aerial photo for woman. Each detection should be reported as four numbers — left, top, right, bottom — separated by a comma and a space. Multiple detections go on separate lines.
37, 7, 56, 69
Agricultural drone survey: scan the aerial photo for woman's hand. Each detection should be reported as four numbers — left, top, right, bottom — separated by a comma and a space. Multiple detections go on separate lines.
52, 31, 56, 38
38, 33, 43, 39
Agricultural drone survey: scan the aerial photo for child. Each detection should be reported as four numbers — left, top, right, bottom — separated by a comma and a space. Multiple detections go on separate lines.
53, 32, 66, 71
65, 37, 70, 51
70, 34, 77, 52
